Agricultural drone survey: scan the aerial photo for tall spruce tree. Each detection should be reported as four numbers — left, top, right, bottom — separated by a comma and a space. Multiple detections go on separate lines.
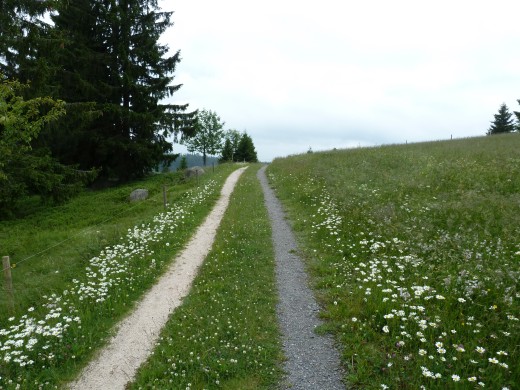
487, 103, 516, 135
45, 0, 195, 181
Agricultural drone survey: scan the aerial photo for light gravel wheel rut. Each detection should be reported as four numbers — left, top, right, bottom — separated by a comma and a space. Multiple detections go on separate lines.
69, 167, 247, 390
258, 166, 345, 390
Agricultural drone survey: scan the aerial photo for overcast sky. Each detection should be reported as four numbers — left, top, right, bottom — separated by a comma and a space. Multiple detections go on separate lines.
159, 0, 520, 162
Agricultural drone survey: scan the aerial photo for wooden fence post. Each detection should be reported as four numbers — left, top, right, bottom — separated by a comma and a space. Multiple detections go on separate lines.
2, 256, 14, 312
163, 185, 167, 208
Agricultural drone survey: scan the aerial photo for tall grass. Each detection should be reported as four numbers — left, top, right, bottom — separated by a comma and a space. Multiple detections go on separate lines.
0, 164, 237, 388
130, 164, 284, 389
267, 134, 520, 389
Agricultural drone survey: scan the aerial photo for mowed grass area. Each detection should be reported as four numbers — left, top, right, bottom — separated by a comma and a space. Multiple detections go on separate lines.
0, 163, 238, 389
267, 133, 520, 389
130, 164, 284, 389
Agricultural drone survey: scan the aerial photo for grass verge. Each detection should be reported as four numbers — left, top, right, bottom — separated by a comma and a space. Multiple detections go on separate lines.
267, 134, 520, 389
130, 164, 284, 390
0, 164, 238, 389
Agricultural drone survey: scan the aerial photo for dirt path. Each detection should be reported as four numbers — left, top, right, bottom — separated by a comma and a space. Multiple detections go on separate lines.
68, 167, 247, 390
258, 166, 345, 389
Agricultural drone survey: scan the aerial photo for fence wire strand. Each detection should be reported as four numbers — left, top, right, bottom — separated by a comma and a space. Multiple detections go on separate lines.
1, 192, 161, 274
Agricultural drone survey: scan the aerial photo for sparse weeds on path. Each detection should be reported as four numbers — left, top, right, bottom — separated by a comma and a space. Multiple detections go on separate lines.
130, 164, 283, 390
267, 135, 520, 389
0, 165, 238, 389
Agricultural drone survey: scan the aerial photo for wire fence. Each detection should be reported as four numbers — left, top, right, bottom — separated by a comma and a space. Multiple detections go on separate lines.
0, 189, 163, 274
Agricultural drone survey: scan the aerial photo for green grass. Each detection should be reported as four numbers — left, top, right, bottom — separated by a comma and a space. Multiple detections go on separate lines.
267, 133, 520, 389
130, 164, 284, 389
2, 133, 519, 389
0, 163, 238, 389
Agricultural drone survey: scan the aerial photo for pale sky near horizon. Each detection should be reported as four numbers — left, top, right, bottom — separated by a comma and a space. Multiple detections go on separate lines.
159, 0, 520, 162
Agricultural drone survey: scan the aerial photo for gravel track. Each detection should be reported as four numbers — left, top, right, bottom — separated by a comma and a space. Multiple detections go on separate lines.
67, 165, 343, 389
258, 165, 345, 390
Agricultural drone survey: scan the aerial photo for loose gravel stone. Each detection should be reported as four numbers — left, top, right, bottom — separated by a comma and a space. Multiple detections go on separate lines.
258, 166, 345, 390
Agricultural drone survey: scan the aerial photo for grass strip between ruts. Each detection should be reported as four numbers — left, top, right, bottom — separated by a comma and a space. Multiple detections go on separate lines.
130, 164, 284, 390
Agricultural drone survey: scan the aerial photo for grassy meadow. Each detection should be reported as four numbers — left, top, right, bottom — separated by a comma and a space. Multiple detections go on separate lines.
0, 163, 238, 388
1, 133, 519, 389
267, 133, 520, 389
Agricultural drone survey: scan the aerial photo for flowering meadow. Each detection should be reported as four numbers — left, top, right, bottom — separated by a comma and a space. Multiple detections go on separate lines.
0, 165, 237, 389
130, 165, 283, 389
267, 134, 520, 389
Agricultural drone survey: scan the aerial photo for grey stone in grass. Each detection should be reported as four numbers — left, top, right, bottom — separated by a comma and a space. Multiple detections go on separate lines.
129, 189, 149, 202
185, 166, 205, 178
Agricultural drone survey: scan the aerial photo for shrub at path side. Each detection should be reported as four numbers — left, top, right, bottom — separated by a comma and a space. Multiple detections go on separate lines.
267, 135, 520, 389
131, 164, 284, 389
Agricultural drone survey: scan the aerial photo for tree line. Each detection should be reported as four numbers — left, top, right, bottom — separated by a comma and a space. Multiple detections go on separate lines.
487, 101, 520, 135
181, 109, 258, 166
0, 1, 258, 217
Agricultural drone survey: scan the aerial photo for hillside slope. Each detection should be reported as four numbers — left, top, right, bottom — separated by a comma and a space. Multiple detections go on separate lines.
267, 134, 520, 389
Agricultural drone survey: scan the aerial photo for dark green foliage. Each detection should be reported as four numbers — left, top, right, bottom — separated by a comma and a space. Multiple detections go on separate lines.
487, 103, 516, 135
41, 0, 196, 181
0, 0, 60, 89
514, 99, 520, 132
220, 138, 234, 162
235, 132, 258, 162
1, 0, 191, 215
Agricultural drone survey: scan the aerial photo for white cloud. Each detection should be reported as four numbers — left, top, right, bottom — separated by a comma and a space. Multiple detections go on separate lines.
161, 0, 520, 161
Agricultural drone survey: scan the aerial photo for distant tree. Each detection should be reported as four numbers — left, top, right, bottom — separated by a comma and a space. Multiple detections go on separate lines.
182, 109, 225, 165
487, 103, 516, 135
235, 132, 258, 163
0, 0, 59, 89
514, 99, 520, 132
226, 129, 241, 160
220, 138, 234, 162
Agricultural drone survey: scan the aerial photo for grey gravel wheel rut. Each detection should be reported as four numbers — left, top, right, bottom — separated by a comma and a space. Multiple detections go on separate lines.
258, 166, 345, 390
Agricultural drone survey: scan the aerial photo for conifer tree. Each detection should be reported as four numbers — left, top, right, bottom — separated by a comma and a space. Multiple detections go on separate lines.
514, 99, 520, 132
0, 0, 61, 94
220, 138, 234, 162
487, 103, 516, 135
45, 0, 196, 181
235, 133, 258, 163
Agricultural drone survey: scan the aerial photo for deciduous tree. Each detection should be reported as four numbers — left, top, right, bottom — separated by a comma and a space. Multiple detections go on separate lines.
0, 78, 89, 216
182, 109, 225, 166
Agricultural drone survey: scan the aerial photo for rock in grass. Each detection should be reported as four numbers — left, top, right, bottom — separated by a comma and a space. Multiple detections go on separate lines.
185, 166, 205, 179
129, 189, 149, 202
